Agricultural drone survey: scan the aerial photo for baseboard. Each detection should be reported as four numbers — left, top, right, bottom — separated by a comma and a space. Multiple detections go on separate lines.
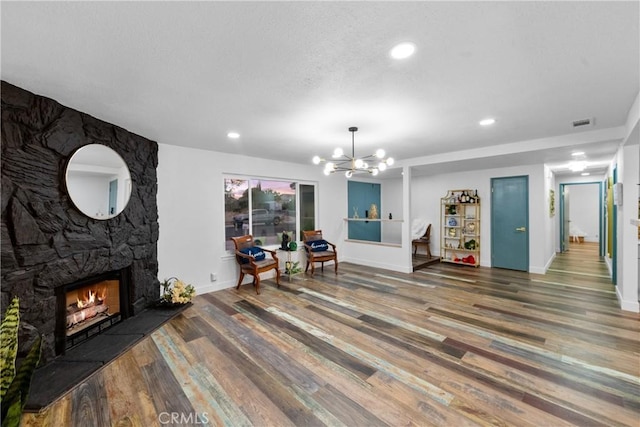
344, 257, 413, 274
616, 287, 640, 313
197, 280, 236, 295
537, 252, 557, 274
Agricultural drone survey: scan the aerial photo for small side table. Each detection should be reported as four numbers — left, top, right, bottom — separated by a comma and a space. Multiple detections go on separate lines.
277, 249, 302, 282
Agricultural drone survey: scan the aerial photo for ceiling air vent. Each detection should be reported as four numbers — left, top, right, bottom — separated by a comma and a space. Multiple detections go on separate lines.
572, 117, 594, 128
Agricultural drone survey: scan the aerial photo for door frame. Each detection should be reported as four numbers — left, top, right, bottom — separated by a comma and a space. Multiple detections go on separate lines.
612, 167, 617, 285
558, 181, 604, 256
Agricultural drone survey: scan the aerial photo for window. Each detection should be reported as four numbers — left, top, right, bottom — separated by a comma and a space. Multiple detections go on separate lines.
224, 177, 316, 251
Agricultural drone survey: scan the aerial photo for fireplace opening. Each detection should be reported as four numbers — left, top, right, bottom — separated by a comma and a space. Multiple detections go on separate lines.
56, 268, 132, 354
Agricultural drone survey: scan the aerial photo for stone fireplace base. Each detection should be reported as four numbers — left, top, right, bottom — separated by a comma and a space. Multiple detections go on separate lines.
25, 303, 189, 411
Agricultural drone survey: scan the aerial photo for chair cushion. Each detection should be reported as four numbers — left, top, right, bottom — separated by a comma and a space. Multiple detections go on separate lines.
309, 239, 329, 252
239, 246, 266, 263
309, 250, 335, 258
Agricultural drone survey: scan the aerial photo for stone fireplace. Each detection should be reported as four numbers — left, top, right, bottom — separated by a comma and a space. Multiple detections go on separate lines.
1, 81, 160, 365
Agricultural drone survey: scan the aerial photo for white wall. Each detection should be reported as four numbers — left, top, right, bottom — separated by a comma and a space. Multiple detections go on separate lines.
613, 142, 639, 312
339, 174, 411, 272
381, 177, 403, 244
410, 164, 550, 273
608, 89, 640, 312
544, 165, 557, 269
157, 144, 345, 295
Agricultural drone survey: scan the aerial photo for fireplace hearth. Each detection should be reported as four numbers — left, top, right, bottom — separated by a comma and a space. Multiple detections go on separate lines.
56, 268, 132, 354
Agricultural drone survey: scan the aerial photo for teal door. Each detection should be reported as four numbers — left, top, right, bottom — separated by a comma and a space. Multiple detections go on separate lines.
491, 176, 529, 271
347, 181, 381, 242
108, 179, 118, 215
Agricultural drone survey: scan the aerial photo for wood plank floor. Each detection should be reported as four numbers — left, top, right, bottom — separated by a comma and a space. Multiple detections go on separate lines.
22, 243, 640, 426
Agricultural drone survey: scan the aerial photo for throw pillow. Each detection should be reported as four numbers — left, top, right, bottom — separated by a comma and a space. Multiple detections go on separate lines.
239, 246, 266, 263
309, 239, 329, 252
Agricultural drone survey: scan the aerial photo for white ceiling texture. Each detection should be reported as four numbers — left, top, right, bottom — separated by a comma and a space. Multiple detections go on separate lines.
2, 1, 638, 178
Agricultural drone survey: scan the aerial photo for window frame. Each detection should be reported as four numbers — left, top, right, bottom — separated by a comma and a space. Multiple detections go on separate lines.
223, 174, 317, 253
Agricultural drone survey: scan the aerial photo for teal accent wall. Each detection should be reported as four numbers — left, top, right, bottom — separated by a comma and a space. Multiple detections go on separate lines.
347, 181, 381, 241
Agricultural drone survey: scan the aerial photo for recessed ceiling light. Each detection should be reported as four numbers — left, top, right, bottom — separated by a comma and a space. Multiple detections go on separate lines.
581, 172, 590, 176
390, 42, 416, 60
479, 118, 496, 126
227, 132, 240, 139
568, 160, 587, 172
571, 151, 585, 156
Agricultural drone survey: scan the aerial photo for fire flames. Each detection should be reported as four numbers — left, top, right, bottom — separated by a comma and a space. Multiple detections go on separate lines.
67, 287, 109, 329
76, 288, 106, 309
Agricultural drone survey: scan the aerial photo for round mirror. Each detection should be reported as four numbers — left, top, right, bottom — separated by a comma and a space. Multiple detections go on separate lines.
65, 144, 132, 220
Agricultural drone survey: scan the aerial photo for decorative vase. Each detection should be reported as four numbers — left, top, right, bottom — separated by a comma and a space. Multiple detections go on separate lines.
369, 203, 378, 219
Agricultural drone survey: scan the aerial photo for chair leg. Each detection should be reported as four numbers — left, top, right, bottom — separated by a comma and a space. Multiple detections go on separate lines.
426, 244, 431, 258
321, 262, 324, 272
236, 272, 245, 290
275, 268, 281, 287
305, 260, 310, 273
255, 275, 261, 294
334, 259, 338, 274
310, 261, 315, 276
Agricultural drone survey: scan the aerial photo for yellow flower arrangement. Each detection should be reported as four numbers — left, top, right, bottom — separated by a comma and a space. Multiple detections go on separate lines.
160, 277, 195, 305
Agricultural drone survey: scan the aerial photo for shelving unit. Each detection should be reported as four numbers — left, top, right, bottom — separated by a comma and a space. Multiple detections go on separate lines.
440, 189, 480, 267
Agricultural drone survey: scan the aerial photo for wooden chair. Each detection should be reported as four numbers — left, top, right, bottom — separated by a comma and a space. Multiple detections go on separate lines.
302, 230, 338, 276
412, 223, 432, 257
230, 235, 280, 294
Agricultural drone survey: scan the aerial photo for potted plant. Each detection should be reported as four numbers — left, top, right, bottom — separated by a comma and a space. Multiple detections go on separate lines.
158, 277, 196, 307
1, 297, 42, 427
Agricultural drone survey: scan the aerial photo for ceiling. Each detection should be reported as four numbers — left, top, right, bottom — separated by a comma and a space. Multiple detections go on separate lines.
2, 1, 638, 179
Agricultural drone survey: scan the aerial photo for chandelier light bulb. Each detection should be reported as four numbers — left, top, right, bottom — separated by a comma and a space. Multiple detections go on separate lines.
315, 127, 392, 178
386, 157, 395, 166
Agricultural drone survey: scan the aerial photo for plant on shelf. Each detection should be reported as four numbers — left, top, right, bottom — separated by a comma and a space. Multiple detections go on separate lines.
1, 296, 42, 427
285, 261, 302, 275
160, 277, 196, 305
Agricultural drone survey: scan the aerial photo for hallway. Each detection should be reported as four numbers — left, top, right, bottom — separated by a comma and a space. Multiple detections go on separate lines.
544, 242, 613, 293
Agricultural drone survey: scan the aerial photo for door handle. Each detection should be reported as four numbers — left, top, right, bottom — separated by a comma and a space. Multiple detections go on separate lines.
515, 227, 526, 232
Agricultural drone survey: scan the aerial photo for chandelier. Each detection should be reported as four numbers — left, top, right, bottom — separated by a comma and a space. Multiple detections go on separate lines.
312, 127, 394, 178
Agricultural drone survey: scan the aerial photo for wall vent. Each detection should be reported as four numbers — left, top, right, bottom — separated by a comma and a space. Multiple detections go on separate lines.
572, 117, 594, 128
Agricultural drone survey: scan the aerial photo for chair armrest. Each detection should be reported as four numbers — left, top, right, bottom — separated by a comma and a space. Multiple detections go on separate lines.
327, 241, 337, 251
235, 250, 256, 266
261, 248, 279, 263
